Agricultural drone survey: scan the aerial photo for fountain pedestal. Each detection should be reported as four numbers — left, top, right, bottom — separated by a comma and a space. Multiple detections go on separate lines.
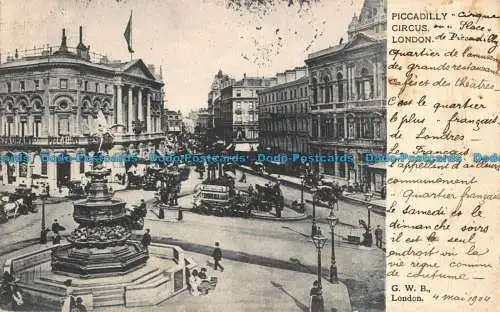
51, 163, 148, 277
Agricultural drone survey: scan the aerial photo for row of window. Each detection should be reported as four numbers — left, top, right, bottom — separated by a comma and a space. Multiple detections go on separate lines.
235, 89, 256, 97
261, 102, 309, 114
235, 101, 257, 110
3, 120, 42, 137
261, 119, 309, 133
234, 114, 258, 123
259, 86, 308, 104
3, 79, 111, 93
311, 118, 383, 140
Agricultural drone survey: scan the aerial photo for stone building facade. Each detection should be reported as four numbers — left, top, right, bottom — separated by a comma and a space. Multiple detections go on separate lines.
258, 67, 310, 156
218, 74, 275, 152
217, 74, 276, 152
305, 0, 387, 192
207, 70, 233, 143
0, 27, 165, 190
162, 109, 182, 134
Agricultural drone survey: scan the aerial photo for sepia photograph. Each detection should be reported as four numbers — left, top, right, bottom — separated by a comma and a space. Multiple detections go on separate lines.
0, 0, 387, 311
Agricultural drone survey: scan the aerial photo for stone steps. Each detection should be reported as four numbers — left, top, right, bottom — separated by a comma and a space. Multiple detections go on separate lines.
131, 268, 162, 284
93, 288, 125, 307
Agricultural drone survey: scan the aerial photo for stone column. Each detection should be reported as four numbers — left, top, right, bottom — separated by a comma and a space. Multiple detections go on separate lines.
373, 61, 378, 98
116, 84, 123, 126
146, 92, 152, 132
333, 114, 337, 139
351, 67, 356, 100
128, 86, 133, 133
27, 115, 33, 136
71, 150, 80, 181
48, 151, 57, 190
343, 116, 348, 138
137, 88, 143, 122
317, 115, 321, 138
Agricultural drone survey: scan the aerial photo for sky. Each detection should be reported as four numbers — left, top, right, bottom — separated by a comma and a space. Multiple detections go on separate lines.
0, 0, 363, 114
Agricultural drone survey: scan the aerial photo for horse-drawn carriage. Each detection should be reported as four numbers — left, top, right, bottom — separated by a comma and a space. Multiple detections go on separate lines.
192, 179, 251, 218
178, 164, 190, 181
251, 182, 284, 217
143, 167, 161, 190
152, 167, 183, 207
67, 180, 86, 199
314, 185, 341, 205
0, 187, 37, 220
127, 172, 143, 189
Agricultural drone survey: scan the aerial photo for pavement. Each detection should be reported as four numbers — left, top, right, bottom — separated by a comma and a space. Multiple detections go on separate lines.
95, 250, 352, 312
238, 165, 386, 211
0, 166, 385, 312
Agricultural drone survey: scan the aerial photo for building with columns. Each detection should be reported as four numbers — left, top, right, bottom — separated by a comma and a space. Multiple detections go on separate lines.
0, 27, 165, 190
258, 66, 310, 161
305, 0, 387, 193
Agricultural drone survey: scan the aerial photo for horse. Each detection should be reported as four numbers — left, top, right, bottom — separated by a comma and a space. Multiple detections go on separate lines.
254, 183, 284, 215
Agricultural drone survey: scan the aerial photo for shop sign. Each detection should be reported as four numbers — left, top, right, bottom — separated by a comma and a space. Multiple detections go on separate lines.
0, 136, 36, 145
201, 184, 228, 192
48, 136, 79, 145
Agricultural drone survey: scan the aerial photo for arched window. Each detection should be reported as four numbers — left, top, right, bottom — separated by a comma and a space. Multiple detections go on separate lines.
311, 79, 318, 104
323, 76, 330, 103
337, 73, 344, 102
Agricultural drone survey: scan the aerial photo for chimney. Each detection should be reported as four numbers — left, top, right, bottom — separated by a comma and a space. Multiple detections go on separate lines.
76, 26, 89, 60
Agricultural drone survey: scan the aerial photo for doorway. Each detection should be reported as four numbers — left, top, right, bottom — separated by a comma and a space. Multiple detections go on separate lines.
57, 153, 71, 187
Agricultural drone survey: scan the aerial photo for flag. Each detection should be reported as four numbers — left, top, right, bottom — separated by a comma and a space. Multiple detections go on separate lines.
124, 11, 134, 53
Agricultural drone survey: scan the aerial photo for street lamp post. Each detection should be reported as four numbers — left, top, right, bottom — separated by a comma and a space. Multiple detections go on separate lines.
39, 189, 48, 244
365, 205, 373, 247
299, 174, 305, 212
311, 187, 318, 237
327, 205, 339, 283
312, 233, 327, 311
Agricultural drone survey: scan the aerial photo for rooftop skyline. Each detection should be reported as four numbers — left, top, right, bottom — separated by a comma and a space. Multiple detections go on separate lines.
0, 0, 363, 114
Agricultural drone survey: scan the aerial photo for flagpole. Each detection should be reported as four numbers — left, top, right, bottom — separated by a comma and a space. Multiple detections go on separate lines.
130, 10, 133, 61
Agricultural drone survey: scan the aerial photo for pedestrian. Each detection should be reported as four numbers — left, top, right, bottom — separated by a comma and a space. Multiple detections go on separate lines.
177, 208, 183, 221
141, 229, 151, 249
73, 297, 87, 312
53, 233, 61, 245
40, 227, 50, 244
309, 280, 324, 312
212, 242, 224, 272
188, 269, 200, 296
61, 279, 73, 312
248, 184, 254, 196
52, 219, 65, 234
375, 225, 383, 248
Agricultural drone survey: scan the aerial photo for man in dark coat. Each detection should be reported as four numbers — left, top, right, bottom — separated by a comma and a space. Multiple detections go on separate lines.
309, 280, 324, 312
141, 229, 151, 249
51, 219, 64, 234
375, 225, 383, 248
212, 242, 224, 272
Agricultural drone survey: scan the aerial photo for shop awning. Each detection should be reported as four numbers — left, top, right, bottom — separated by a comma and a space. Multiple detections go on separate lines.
367, 163, 387, 171
225, 143, 234, 150
168, 127, 181, 132
234, 143, 259, 152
